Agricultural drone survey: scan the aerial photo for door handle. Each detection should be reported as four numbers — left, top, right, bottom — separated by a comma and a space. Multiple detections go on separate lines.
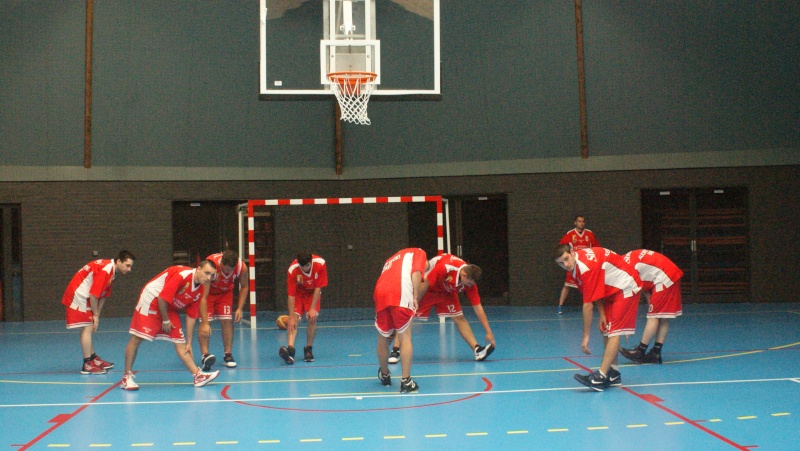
691, 240, 696, 252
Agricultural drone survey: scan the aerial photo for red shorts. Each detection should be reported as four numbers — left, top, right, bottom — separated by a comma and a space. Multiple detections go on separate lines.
128, 307, 186, 343
292, 292, 322, 319
65, 305, 94, 329
415, 291, 462, 321
374, 306, 415, 337
597, 291, 639, 337
185, 292, 233, 321
647, 280, 683, 318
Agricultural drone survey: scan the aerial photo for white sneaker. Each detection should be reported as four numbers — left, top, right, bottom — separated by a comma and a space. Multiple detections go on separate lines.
474, 343, 495, 361
120, 372, 139, 391
388, 347, 400, 364
193, 370, 220, 387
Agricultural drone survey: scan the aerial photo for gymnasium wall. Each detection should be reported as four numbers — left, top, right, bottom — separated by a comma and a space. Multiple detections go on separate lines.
2, 164, 797, 321
0, 1, 798, 177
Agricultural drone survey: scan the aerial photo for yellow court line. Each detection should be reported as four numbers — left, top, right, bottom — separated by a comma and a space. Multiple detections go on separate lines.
46, 445, 70, 448
737, 416, 757, 420
769, 341, 800, 350
172, 442, 196, 446
257, 440, 280, 443
466, 432, 489, 436
547, 429, 568, 433
384, 436, 406, 440
771, 412, 790, 416
425, 434, 447, 438
587, 426, 608, 430
299, 438, 322, 442
215, 441, 238, 445
131, 444, 154, 447
507, 430, 528, 434
709, 419, 723, 422
665, 421, 685, 426
89, 445, 111, 448
626, 424, 648, 428
341, 437, 364, 441
666, 350, 763, 364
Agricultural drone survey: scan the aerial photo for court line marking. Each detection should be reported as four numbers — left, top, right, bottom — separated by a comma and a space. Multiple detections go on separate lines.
2, 376, 798, 409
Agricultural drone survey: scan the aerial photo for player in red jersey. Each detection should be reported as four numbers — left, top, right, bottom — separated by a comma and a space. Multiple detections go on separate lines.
185, 250, 249, 370
120, 260, 219, 391
619, 249, 684, 364
279, 253, 328, 365
62, 250, 135, 375
557, 215, 600, 314
554, 245, 642, 391
374, 248, 429, 393
401, 254, 495, 361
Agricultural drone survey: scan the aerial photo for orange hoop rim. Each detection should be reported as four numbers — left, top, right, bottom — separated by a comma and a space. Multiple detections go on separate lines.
328, 71, 377, 86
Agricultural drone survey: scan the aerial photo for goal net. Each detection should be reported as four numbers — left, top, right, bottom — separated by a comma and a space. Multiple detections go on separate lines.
243, 196, 445, 329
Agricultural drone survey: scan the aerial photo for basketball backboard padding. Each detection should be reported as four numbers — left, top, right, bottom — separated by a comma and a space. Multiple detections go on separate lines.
259, 0, 440, 101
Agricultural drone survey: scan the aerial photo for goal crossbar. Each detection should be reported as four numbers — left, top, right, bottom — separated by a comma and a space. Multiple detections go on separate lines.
245, 196, 444, 328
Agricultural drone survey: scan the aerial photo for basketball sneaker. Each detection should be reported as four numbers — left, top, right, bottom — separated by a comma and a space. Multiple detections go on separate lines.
304, 346, 314, 362
81, 359, 107, 375
400, 377, 419, 394
474, 343, 495, 361
93, 355, 115, 370
620, 347, 646, 364
388, 347, 400, 364
574, 370, 608, 392
223, 353, 237, 368
557, 306, 563, 315
378, 368, 391, 386
643, 349, 662, 364
279, 346, 294, 365
201, 354, 216, 372
193, 370, 220, 387
120, 372, 139, 391
606, 368, 622, 387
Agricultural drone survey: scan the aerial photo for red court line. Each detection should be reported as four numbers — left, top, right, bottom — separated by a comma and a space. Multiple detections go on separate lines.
16, 379, 124, 450
563, 357, 750, 451
220, 377, 493, 413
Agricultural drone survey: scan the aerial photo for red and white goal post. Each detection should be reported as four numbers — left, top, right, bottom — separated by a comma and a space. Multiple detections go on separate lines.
244, 196, 445, 329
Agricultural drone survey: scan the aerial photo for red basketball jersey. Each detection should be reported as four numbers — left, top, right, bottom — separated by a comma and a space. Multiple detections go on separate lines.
135, 266, 205, 314
62, 259, 116, 308
572, 247, 642, 303
559, 228, 599, 251
373, 248, 428, 312
207, 253, 246, 295
623, 249, 683, 292
425, 254, 480, 305
287, 255, 328, 297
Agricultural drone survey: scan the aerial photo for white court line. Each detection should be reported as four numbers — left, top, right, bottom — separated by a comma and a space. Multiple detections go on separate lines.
1, 376, 798, 410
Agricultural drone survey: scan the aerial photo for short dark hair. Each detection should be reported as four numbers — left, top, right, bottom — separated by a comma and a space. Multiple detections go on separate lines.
296, 253, 312, 267
553, 244, 571, 260
198, 259, 217, 270
221, 250, 239, 268
462, 264, 482, 282
574, 215, 585, 221
115, 250, 136, 263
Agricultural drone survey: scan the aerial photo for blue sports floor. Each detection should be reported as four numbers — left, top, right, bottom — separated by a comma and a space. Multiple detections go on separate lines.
1, 303, 798, 450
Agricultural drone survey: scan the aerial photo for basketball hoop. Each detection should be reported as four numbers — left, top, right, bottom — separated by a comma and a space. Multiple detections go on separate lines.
328, 71, 377, 125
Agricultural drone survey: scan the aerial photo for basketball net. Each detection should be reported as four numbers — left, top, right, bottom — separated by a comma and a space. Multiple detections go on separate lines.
328, 72, 377, 125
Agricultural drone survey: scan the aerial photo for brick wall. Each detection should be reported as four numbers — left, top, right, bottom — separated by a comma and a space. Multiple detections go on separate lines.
1, 165, 797, 321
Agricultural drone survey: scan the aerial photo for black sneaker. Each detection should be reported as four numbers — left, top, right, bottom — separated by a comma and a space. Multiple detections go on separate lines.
620, 347, 646, 364
606, 368, 622, 387
474, 343, 495, 361
279, 346, 294, 365
223, 353, 237, 368
643, 349, 662, 364
388, 347, 400, 364
400, 377, 419, 394
201, 354, 216, 372
303, 346, 314, 362
574, 370, 608, 392
378, 368, 391, 386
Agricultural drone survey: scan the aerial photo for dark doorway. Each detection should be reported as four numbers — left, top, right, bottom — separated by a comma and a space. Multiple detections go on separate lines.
642, 187, 749, 303
172, 201, 244, 266
409, 194, 510, 304
0, 204, 23, 321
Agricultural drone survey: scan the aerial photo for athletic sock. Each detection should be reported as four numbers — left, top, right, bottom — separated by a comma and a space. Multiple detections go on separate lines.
637, 342, 648, 353
83, 357, 93, 363
652, 342, 663, 352
89, 353, 98, 359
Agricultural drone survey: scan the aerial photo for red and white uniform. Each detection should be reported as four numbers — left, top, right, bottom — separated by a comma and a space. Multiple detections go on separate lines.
571, 247, 642, 337
129, 266, 206, 343
417, 254, 480, 320
560, 228, 599, 288
185, 253, 246, 320
62, 259, 117, 329
624, 249, 683, 319
287, 255, 328, 317
373, 248, 428, 337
